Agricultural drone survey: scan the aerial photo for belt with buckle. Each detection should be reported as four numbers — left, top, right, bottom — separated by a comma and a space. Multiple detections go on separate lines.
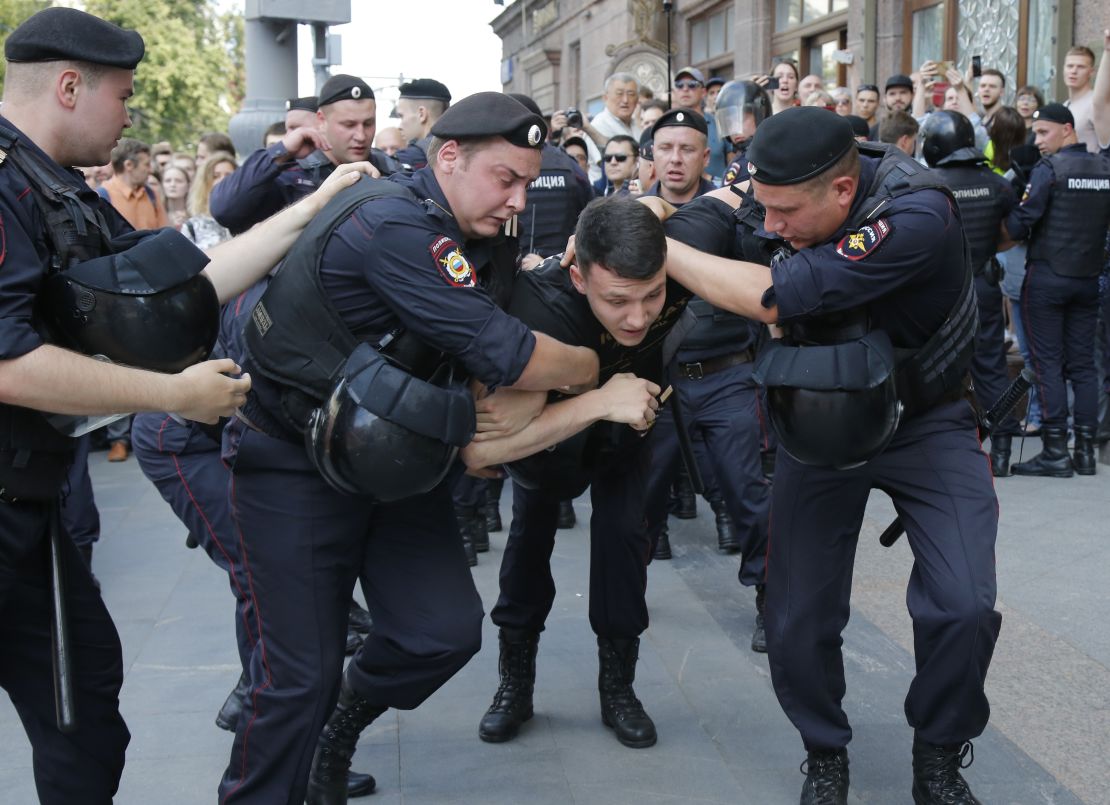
676, 348, 755, 380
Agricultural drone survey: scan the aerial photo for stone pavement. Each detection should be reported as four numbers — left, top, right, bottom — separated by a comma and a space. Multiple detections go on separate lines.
1, 436, 1107, 804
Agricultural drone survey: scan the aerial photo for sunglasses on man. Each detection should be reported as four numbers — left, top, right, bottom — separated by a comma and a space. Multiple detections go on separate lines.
603, 153, 633, 163
674, 80, 703, 90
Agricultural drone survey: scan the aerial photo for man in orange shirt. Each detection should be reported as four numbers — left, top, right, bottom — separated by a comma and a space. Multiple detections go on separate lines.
98, 137, 167, 231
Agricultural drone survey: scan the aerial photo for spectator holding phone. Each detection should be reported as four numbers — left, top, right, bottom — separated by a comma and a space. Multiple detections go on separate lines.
752, 59, 800, 115
977, 67, 1006, 128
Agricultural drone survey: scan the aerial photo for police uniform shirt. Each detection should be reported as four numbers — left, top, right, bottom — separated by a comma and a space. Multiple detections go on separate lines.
0, 115, 134, 363
643, 176, 718, 208
767, 155, 966, 348
1005, 143, 1106, 242
313, 168, 535, 387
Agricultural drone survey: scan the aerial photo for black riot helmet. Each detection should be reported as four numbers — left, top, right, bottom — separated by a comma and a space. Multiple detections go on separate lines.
920, 110, 976, 167
714, 80, 772, 144
754, 331, 903, 469
305, 343, 476, 501
40, 228, 219, 373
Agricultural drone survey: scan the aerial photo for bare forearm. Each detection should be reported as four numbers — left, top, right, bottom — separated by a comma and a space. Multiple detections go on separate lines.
463, 393, 605, 469
512, 332, 599, 392
1095, 35, 1110, 144
664, 237, 777, 322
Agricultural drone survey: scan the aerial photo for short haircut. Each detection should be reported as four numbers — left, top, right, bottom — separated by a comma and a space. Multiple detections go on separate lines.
980, 68, 1006, 87
641, 98, 668, 114
575, 197, 666, 280
198, 131, 235, 155
879, 111, 919, 144
639, 86, 654, 100
1066, 45, 1096, 65
795, 144, 861, 195
605, 72, 637, 92
1015, 85, 1045, 108
151, 141, 173, 158
426, 135, 496, 165
604, 134, 639, 155
110, 137, 151, 172
263, 121, 287, 144
3, 59, 105, 101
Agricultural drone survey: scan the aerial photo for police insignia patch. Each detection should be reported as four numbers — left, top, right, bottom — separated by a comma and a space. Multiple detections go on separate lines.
835, 218, 892, 261
429, 236, 475, 287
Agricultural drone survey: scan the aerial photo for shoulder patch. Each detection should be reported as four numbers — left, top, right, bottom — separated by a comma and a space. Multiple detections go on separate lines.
429, 235, 475, 287
835, 218, 892, 261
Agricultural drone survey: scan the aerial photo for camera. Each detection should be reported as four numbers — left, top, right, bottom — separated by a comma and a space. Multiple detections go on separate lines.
565, 107, 583, 128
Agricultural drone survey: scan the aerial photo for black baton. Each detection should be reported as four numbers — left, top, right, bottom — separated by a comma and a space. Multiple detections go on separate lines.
48, 501, 77, 733
880, 367, 1035, 548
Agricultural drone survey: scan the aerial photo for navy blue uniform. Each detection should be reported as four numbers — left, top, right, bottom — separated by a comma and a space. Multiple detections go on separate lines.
520, 143, 594, 258
492, 260, 690, 638
1006, 144, 1110, 430
219, 167, 535, 804
765, 155, 1001, 751
643, 194, 775, 585
0, 116, 131, 804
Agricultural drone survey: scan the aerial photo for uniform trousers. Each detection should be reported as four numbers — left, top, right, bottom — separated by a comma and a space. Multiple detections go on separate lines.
1022, 263, 1100, 429
0, 499, 129, 804
491, 443, 651, 638
60, 434, 100, 551
218, 418, 482, 804
765, 399, 1001, 751
970, 274, 1020, 435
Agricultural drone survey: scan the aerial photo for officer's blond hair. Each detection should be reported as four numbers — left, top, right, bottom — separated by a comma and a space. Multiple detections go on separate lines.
3, 60, 105, 103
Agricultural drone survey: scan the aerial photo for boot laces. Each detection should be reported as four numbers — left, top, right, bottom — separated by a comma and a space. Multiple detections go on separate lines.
917, 741, 976, 803
799, 751, 848, 804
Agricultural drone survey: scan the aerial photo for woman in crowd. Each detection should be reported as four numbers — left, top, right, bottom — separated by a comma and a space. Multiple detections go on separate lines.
1014, 85, 1045, 142
769, 59, 800, 115
160, 163, 190, 230
181, 150, 238, 249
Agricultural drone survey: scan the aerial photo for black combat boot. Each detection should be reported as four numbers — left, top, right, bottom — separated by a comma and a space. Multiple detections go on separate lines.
751, 584, 767, 653
597, 637, 656, 748
215, 669, 250, 732
305, 669, 386, 805
651, 523, 672, 561
1012, 425, 1074, 478
799, 748, 849, 805
556, 500, 576, 529
478, 628, 539, 742
989, 434, 1012, 477
911, 737, 981, 804
1072, 425, 1098, 476
470, 508, 490, 553
484, 478, 504, 533
669, 471, 697, 519
710, 499, 741, 552
348, 601, 372, 636
454, 507, 478, 566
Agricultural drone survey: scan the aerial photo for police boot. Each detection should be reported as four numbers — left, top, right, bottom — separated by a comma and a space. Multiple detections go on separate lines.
597, 637, 656, 748
470, 508, 490, 553
484, 478, 504, 533
454, 508, 478, 566
478, 628, 539, 743
215, 669, 249, 732
710, 499, 741, 553
799, 748, 849, 805
1012, 426, 1074, 478
348, 600, 372, 636
751, 584, 767, 654
989, 434, 1012, 478
556, 500, 576, 529
305, 669, 386, 805
911, 737, 981, 804
1072, 425, 1098, 476
669, 472, 697, 519
652, 523, 672, 561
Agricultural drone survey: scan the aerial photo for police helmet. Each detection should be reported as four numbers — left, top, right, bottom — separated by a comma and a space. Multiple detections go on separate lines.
920, 110, 975, 167
305, 343, 476, 501
41, 229, 219, 373
714, 80, 772, 142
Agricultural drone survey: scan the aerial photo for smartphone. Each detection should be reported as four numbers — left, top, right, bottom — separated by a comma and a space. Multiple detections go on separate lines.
765, 76, 780, 91
935, 60, 955, 77
972, 55, 982, 78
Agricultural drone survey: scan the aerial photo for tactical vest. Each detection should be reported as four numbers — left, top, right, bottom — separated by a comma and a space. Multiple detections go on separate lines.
932, 162, 1010, 271
295, 150, 337, 187
520, 145, 582, 258
1027, 148, 1110, 278
0, 125, 115, 499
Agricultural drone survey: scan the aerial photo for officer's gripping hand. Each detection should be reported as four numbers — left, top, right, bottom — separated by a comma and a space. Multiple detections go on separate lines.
171, 359, 251, 424
473, 387, 547, 441
304, 162, 378, 213
596, 373, 661, 431
280, 126, 331, 160
637, 195, 677, 224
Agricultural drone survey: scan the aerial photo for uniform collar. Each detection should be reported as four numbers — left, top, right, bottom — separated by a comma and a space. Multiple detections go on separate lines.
0, 113, 91, 194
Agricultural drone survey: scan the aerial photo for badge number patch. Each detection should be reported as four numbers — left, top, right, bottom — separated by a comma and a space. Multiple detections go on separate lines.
429, 236, 475, 287
835, 218, 892, 261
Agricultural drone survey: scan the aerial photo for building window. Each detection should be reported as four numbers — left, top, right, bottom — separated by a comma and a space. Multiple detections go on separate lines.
772, 0, 847, 84
776, 0, 845, 33
911, 2, 945, 67
690, 6, 732, 64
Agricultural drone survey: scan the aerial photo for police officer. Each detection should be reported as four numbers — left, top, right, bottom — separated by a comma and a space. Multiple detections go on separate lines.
921, 110, 1021, 475
643, 108, 717, 204
217, 93, 601, 804
1005, 103, 1110, 477
210, 74, 393, 233
0, 8, 360, 802
655, 107, 1000, 805
392, 78, 452, 172
717, 80, 773, 186
473, 197, 686, 750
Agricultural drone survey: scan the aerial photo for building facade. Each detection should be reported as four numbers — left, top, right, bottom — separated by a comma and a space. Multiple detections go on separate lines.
492, 0, 1105, 117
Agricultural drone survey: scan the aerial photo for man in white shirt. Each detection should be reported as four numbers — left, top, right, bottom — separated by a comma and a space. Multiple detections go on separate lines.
581, 72, 641, 181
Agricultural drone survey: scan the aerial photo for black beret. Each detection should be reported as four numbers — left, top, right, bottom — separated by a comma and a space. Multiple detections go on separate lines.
885, 73, 914, 91
1034, 103, 1075, 127
651, 107, 708, 138
286, 96, 318, 113
399, 78, 452, 105
844, 114, 871, 139
5, 7, 144, 69
431, 92, 547, 150
506, 92, 542, 117
318, 74, 374, 107
747, 106, 854, 185
639, 128, 654, 160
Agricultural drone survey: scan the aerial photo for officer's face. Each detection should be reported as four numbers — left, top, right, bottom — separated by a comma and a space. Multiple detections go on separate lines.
394, 98, 425, 143
856, 90, 879, 119
438, 139, 541, 239
1032, 120, 1070, 155
652, 126, 709, 198
74, 67, 134, 166
753, 174, 857, 250
319, 99, 377, 164
569, 264, 667, 346
885, 87, 912, 111
604, 80, 639, 123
